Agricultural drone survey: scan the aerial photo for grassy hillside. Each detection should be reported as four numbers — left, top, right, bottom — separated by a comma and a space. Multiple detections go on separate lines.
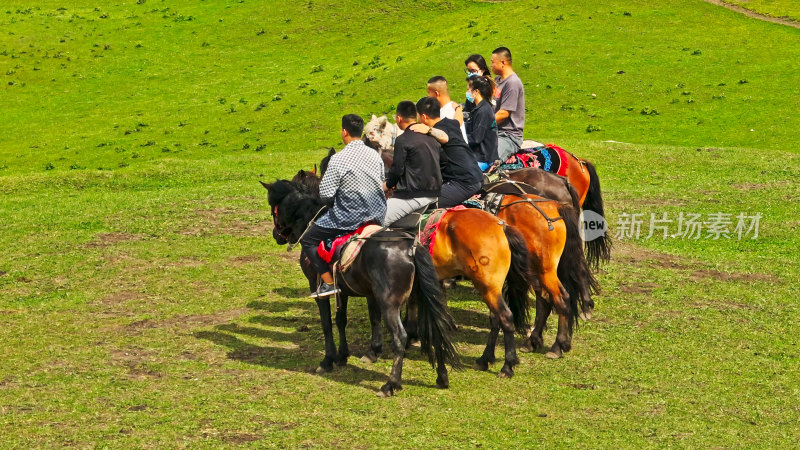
1, 0, 799, 447
722, 0, 800, 21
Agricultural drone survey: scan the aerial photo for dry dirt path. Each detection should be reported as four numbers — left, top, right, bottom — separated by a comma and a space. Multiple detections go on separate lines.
703, 0, 800, 28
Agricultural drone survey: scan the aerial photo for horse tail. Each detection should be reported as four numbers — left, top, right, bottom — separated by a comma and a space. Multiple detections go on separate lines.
556, 205, 599, 334
582, 160, 612, 269
413, 245, 462, 370
502, 225, 533, 332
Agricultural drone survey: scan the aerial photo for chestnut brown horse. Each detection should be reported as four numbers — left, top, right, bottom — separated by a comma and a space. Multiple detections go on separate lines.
483, 181, 597, 358
292, 165, 535, 378
424, 208, 534, 378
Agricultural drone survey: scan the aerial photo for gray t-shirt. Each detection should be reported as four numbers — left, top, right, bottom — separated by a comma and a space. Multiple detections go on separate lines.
493, 72, 525, 139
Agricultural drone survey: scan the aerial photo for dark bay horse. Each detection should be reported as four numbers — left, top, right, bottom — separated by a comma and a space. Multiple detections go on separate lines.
500, 160, 612, 270
295, 162, 535, 378
261, 179, 460, 397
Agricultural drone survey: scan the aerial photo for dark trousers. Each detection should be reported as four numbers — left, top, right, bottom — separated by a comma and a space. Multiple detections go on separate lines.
300, 224, 353, 276
438, 180, 483, 208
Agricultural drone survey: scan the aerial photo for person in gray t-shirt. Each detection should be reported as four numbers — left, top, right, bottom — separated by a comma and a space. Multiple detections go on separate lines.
491, 47, 525, 161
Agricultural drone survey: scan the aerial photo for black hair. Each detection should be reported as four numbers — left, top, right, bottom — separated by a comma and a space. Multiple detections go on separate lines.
427, 75, 447, 84
342, 114, 364, 137
492, 47, 512, 64
464, 54, 490, 75
468, 76, 494, 103
416, 96, 440, 119
396, 101, 417, 121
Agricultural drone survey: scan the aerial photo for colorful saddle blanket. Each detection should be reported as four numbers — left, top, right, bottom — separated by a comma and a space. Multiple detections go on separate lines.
318, 224, 383, 270
498, 143, 569, 176
419, 206, 466, 253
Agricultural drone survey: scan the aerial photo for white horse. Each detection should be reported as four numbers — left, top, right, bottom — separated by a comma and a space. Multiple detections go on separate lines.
363, 115, 402, 152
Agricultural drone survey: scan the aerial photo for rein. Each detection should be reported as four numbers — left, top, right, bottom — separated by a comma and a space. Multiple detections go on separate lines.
485, 180, 563, 231
272, 205, 327, 251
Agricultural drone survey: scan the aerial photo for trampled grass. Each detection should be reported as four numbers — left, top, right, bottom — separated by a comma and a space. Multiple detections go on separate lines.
1, 0, 798, 447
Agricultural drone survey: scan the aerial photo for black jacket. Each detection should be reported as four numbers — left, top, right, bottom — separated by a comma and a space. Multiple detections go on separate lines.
466, 100, 499, 163
385, 127, 442, 199
434, 118, 483, 186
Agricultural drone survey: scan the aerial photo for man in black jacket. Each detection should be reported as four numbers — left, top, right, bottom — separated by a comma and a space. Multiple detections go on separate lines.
383, 100, 443, 225
416, 97, 483, 207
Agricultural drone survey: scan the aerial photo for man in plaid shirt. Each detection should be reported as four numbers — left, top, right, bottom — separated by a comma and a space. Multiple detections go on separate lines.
300, 114, 387, 298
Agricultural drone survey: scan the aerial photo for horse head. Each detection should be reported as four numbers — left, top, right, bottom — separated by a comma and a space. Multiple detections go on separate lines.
364, 115, 401, 152
260, 179, 321, 245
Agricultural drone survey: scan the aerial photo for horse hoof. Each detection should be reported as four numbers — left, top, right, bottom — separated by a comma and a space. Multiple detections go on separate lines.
519, 340, 534, 353
473, 360, 489, 371
579, 310, 593, 321
545, 351, 562, 359
498, 370, 513, 379
315, 365, 330, 374
436, 377, 449, 389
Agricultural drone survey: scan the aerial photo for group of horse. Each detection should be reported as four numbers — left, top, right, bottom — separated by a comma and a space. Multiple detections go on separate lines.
261, 115, 611, 397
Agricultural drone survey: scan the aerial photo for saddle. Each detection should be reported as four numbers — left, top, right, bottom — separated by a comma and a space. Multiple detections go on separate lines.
466, 181, 563, 231
497, 143, 569, 176
317, 223, 384, 271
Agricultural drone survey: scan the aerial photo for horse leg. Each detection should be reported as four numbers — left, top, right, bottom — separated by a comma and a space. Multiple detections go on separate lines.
377, 304, 407, 397
474, 312, 499, 371
361, 295, 383, 364
496, 301, 519, 378
547, 283, 573, 359
334, 294, 349, 366
522, 290, 550, 353
314, 297, 337, 373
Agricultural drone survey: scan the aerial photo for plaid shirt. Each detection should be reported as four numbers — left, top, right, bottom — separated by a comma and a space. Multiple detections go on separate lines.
316, 140, 387, 229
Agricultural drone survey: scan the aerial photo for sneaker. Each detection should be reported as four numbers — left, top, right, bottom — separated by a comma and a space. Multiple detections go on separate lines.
309, 282, 341, 299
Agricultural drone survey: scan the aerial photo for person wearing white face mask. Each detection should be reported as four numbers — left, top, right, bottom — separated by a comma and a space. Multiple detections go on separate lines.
464, 75, 498, 171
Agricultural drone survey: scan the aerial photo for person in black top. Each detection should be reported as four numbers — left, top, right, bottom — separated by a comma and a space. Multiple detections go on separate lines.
383, 101, 443, 225
416, 97, 483, 208
465, 75, 499, 171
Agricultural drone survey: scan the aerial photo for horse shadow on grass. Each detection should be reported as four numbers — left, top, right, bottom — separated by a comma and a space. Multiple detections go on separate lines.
194, 289, 441, 391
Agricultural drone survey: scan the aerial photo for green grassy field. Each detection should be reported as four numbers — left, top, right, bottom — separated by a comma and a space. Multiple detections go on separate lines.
2, 0, 799, 447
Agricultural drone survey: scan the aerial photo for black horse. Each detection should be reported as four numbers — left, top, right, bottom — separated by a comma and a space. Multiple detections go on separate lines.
261, 179, 460, 397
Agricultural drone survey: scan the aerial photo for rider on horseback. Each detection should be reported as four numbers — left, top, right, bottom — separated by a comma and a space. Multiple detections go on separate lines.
300, 114, 387, 299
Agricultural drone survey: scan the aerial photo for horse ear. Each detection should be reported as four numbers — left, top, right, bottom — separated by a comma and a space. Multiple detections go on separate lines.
312, 164, 317, 175
259, 180, 272, 190
328, 147, 336, 157
296, 169, 306, 179
372, 114, 377, 120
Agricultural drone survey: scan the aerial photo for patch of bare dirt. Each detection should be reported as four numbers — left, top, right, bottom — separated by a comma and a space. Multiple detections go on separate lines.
119, 308, 251, 336
228, 254, 260, 265
223, 434, 262, 444
85, 232, 144, 248
613, 242, 692, 271
95, 291, 141, 306
182, 208, 271, 237
620, 282, 661, 294
690, 269, 778, 284
109, 347, 163, 380
703, 0, 800, 28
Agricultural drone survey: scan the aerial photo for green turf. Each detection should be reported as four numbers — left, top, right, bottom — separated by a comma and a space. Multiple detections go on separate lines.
1, 0, 799, 447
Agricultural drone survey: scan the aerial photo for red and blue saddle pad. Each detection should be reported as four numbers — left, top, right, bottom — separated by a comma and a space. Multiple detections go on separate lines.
498, 143, 569, 176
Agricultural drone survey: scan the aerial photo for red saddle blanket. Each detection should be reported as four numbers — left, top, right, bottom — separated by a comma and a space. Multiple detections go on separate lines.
420, 206, 466, 253
317, 223, 372, 263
